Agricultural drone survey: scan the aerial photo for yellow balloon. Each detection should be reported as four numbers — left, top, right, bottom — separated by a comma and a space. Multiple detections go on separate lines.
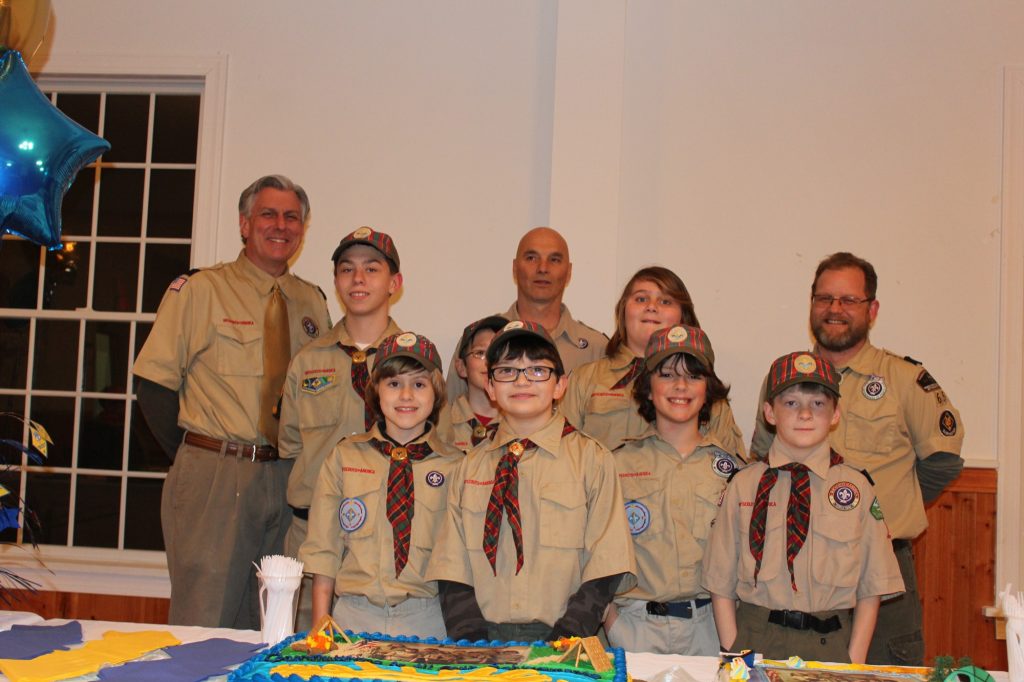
0, 0, 52, 60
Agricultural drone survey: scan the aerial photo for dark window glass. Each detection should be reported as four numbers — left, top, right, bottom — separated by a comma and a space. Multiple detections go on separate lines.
147, 169, 195, 238
25, 472, 70, 545
82, 321, 132, 394
62, 167, 97, 237
73, 475, 120, 548
78, 398, 125, 471
0, 239, 40, 309
128, 402, 169, 473
142, 244, 191, 313
93, 242, 139, 313
0, 320, 30, 389
0, 468, 20, 543
54, 93, 100, 135
97, 169, 145, 237
124, 478, 164, 551
152, 95, 200, 164
26, 396, 75, 468
134, 322, 153, 362
42, 242, 90, 311
102, 94, 149, 163
32, 320, 79, 392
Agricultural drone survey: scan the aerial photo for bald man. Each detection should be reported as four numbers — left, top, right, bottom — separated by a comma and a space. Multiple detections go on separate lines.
445, 227, 607, 400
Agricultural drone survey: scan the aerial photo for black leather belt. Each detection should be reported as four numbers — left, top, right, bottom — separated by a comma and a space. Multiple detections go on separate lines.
768, 609, 842, 634
892, 538, 911, 551
291, 506, 309, 520
646, 598, 712, 618
184, 432, 279, 462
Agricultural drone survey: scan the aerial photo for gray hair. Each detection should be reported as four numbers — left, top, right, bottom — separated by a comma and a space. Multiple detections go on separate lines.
238, 175, 310, 223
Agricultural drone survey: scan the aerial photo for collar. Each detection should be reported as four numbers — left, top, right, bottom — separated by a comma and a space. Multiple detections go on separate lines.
332, 316, 402, 347
487, 412, 566, 457
609, 346, 638, 371
234, 250, 295, 297
811, 339, 881, 377
374, 420, 435, 448
767, 439, 831, 480
504, 301, 577, 343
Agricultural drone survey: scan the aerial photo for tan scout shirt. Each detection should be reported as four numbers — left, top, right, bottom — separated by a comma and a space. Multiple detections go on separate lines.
299, 424, 462, 607
560, 348, 748, 457
426, 413, 637, 626
749, 342, 964, 539
614, 427, 741, 603
445, 303, 607, 400
438, 394, 499, 453
133, 251, 330, 444
281, 318, 403, 509
702, 441, 904, 613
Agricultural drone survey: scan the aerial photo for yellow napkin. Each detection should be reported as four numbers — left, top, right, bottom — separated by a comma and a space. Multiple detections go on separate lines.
0, 630, 180, 682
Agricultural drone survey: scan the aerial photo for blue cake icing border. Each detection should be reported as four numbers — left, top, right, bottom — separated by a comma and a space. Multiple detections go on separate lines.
228, 631, 628, 682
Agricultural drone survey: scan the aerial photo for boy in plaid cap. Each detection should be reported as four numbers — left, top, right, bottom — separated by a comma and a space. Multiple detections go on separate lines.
702, 352, 903, 663
428, 320, 636, 642
279, 226, 404, 627
439, 315, 508, 452
605, 325, 742, 655
299, 332, 461, 637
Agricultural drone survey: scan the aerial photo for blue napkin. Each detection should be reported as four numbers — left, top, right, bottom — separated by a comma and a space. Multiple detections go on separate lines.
0, 620, 83, 659
96, 638, 265, 682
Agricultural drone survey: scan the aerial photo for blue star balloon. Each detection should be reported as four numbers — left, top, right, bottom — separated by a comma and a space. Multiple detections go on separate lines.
0, 48, 110, 249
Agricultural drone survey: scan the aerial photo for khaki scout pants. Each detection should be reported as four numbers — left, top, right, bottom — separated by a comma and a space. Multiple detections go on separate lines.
333, 594, 447, 639
607, 598, 719, 655
734, 601, 852, 663
161, 442, 292, 629
867, 541, 925, 665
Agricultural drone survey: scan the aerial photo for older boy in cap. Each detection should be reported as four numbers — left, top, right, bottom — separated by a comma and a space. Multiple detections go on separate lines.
704, 352, 903, 663
428, 320, 635, 642
438, 315, 507, 452
279, 226, 403, 627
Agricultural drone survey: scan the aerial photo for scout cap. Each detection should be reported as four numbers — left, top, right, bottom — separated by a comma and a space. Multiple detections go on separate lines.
766, 351, 840, 401
485, 320, 562, 368
375, 332, 441, 373
330, 226, 400, 272
456, 315, 509, 359
643, 325, 715, 371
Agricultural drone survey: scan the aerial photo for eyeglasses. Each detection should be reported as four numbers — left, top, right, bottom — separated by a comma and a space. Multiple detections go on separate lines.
464, 350, 487, 361
811, 294, 874, 309
490, 366, 556, 383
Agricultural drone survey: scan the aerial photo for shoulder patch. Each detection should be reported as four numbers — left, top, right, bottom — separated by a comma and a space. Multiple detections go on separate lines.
168, 268, 200, 292
916, 369, 940, 392
939, 410, 957, 436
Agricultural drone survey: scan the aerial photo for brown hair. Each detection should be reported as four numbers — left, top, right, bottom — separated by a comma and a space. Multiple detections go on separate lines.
365, 355, 447, 426
606, 266, 699, 357
812, 252, 878, 300
633, 353, 730, 426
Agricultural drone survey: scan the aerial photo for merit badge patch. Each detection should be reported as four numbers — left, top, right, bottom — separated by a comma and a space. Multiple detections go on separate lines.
302, 316, 320, 338
425, 471, 445, 488
870, 497, 884, 520
940, 410, 957, 436
828, 481, 861, 511
863, 375, 886, 400
577, 337, 589, 349
624, 500, 651, 536
712, 451, 736, 478
301, 374, 336, 394
338, 498, 367, 533
917, 369, 940, 392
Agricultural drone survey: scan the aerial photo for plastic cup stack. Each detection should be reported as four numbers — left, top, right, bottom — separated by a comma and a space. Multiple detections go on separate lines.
1000, 583, 1024, 682
256, 554, 304, 645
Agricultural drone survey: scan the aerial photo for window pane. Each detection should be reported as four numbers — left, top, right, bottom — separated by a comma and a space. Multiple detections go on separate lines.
62, 167, 96, 237
42, 242, 90, 311
26, 396, 75, 468
55, 93, 100, 135
134, 322, 153, 362
83, 321, 132, 394
97, 168, 145, 237
0, 468, 20, 543
93, 243, 139, 313
152, 95, 199, 164
124, 478, 164, 551
128, 402, 170, 473
32, 320, 79, 392
103, 94, 149, 163
147, 169, 195, 238
73, 475, 120, 548
0, 397, 27, 439
142, 244, 191, 313
25, 472, 70, 545
0, 320, 30, 389
78, 397, 125, 470
0, 238, 41, 309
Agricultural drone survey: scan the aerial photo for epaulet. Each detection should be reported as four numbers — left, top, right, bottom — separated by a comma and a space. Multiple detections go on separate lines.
578, 319, 610, 341
168, 268, 201, 292
726, 469, 740, 484
859, 468, 876, 486
902, 354, 922, 366
291, 272, 327, 298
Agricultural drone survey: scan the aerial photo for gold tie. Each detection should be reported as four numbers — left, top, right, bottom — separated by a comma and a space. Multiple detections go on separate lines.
259, 283, 290, 445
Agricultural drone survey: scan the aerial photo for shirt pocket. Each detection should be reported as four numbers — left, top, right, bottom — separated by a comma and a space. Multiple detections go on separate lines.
462, 485, 492, 554
214, 323, 262, 376
620, 478, 665, 541
738, 509, 784, 585
539, 481, 587, 549
297, 378, 344, 429
844, 397, 901, 455
409, 475, 448, 576
691, 478, 726, 542
810, 512, 862, 587
338, 475, 380, 540
586, 393, 630, 420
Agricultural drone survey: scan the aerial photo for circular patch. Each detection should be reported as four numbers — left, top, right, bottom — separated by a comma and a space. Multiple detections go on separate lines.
863, 376, 886, 400
352, 350, 367, 364
302, 316, 319, 338
503, 320, 525, 332
828, 481, 861, 511
793, 354, 817, 374
353, 226, 372, 239
624, 500, 651, 536
667, 326, 688, 343
338, 498, 367, 532
390, 446, 408, 461
508, 441, 525, 457
712, 452, 736, 478
425, 470, 445, 487
576, 337, 589, 349
939, 410, 957, 436
396, 332, 418, 348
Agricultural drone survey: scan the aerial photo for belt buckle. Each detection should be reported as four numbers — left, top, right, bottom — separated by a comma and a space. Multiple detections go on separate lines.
243, 443, 258, 462
646, 601, 668, 617
785, 610, 808, 629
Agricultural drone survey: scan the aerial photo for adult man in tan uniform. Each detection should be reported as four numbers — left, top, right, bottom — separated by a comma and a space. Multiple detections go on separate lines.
445, 227, 606, 400
749, 252, 964, 664
134, 175, 331, 628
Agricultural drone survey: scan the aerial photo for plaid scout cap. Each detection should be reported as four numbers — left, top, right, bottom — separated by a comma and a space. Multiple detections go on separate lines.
766, 351, 840, 401
330, 226, 400, 271
643, 325, 715, 371
485, 320, 561, 365
375, 332, 442, 373
456, 315, 509, 359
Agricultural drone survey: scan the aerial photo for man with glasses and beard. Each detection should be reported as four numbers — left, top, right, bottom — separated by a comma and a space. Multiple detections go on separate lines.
749, 252, 964, 666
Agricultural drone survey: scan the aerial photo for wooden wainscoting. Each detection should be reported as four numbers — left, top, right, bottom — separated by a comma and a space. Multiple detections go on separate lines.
914, 467, 1006, 671
5, 590, 169, 624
